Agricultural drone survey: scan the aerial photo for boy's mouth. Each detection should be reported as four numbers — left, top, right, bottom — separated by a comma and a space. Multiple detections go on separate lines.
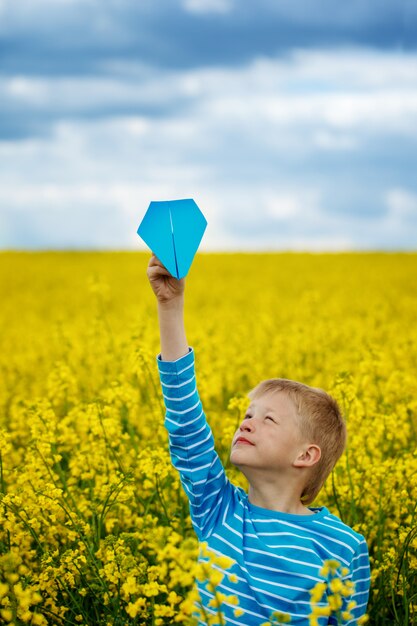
234, 437, 255, 446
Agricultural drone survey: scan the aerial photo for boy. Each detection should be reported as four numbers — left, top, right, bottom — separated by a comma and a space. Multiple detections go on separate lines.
147, 254, 371, 625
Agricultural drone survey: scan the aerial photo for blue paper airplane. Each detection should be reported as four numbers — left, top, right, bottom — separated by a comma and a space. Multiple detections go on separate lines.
137, 198, 207, 279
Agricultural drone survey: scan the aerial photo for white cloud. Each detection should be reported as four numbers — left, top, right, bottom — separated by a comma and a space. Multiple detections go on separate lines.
289, 47, 417, 89
313, 130, 357, 150
262, 189, 321, 220
386, 188, 417, 217
195, 186, 356, 251
2, 75, 170, 111
181, 0, 234, 14
382, 188, 417, 240
197, 88, 417, 138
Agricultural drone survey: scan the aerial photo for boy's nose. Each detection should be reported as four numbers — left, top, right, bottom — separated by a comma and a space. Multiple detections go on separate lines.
240, 420, 254, 432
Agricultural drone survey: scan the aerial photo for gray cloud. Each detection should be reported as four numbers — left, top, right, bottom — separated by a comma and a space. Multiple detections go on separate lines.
0, 0, 414, 79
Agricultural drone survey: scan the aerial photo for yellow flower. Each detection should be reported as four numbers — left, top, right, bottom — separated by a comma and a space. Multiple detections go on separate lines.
0, 583, 8, 599
121, 575, 139, 597
310, 581, 327, 604
0, 609, 13, 622
329, 577, 343, 593
215, 555, 234, 570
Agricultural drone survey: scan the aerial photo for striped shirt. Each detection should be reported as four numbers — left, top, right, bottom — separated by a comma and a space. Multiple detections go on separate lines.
157, 347, 371, 625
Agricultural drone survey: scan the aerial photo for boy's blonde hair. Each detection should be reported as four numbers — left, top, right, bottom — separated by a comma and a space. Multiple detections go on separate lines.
247, 379, 346, 505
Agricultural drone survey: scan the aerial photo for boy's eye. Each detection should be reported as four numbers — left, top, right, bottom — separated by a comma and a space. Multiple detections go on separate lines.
266, 416, 275, 422
244, 414, 252, 419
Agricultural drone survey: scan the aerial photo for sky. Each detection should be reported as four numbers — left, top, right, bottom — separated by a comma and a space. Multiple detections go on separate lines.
0, 0, 416, 251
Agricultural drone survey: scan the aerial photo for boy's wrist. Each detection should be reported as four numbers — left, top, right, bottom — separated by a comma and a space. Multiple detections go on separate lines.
157, 296, 184, 312
157, 296, 188, 362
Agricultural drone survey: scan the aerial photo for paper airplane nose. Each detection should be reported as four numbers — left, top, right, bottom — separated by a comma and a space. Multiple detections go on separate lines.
137, 198, 207, 279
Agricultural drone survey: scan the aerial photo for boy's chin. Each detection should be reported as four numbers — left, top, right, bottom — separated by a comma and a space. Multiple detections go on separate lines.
229, 451, 240, 467
230, 450, 250, 468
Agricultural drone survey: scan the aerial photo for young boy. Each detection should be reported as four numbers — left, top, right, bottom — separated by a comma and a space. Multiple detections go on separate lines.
147, 254, 371, 625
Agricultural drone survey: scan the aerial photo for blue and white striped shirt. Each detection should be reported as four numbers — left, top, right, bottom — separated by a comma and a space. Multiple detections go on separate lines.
157, 347, 371, 625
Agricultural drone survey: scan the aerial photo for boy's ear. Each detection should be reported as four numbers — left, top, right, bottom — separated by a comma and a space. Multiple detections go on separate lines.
293, 444, 321, 468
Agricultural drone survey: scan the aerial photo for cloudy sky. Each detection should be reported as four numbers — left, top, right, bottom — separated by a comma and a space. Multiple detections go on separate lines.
1, 0, 416, 251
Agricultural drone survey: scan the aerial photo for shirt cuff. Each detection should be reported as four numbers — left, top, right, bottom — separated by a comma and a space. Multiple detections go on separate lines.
156, 346, 194, 373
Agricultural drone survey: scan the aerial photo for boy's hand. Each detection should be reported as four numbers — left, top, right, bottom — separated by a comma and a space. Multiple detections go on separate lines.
147, 254, 185, 305
147, 253, 188, 361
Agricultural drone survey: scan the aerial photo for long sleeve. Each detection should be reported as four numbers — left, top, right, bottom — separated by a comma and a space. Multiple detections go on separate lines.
156, 346, 232, 540
330, 537, 371, 625
347, 538, 371, 624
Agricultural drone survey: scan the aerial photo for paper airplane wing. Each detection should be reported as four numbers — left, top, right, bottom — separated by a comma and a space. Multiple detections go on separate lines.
137, 198, 207, 279
137, 201, 178, 278
170, 199, 207, 279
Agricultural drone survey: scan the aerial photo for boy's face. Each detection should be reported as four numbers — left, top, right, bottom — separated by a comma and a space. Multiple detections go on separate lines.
230, 390, 308, 473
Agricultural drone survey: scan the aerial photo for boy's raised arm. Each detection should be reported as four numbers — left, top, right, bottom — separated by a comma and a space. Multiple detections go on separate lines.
146, 253, 231, 541
147, 253, 189, 361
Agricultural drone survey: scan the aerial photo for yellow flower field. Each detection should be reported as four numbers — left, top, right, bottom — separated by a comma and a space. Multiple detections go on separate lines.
0, 251, 416, 625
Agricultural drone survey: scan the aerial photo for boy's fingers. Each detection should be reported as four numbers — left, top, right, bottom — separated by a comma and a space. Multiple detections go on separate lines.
148, 253, 182, 281
149, 253, 164, 268
147, 265, 172, 278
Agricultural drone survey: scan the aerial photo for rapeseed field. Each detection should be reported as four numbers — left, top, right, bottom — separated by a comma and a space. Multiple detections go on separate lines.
0, 251, 416, 625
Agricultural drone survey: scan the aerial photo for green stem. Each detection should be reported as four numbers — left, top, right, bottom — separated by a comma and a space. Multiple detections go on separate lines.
0, 451, 5, 495
2, 500, 44, 554
97, 403, 127, 476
